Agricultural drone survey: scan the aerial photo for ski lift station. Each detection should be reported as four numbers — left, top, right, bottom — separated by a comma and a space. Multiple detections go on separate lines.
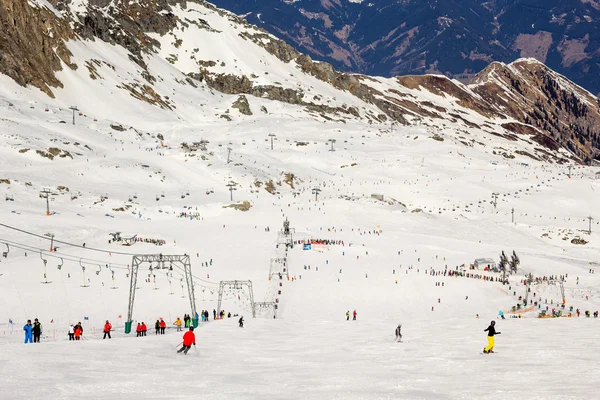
473, 258, 496, 269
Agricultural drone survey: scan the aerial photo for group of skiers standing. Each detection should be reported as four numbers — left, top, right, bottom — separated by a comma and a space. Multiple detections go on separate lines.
345, 310, 357, 320
68, 322, 84, 340
22, 319, 43, 343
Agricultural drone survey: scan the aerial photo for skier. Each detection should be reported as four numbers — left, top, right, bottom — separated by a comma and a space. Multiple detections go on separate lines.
159, 318, 166, 334
23, 320, 33, 344
136, 323, 142, 337
239, 316, 244, 328
174, 317, 182, 332
32, 318, 42, 343
155, 320, 160, 335
68, 324, 75, 341
498, 310, 505, 320
213, 309, 217, 320
177, 326, 195, 355
103, 320, 112, 339
395, 324, 402, 342
204, 310, 209, 322
483, 321, 501, 354
352, 310, 357, 320
346, 310, 350, 321
141, 322, 147, 336
74, 325, 82, 340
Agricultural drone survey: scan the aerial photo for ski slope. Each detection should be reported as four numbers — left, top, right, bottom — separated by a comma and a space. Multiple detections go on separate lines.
0, 10, 600, 392
0, 86, 599, 399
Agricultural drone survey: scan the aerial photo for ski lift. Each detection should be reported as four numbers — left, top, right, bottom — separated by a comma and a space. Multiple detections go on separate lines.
96, 265, 101, 275
156, 195, 160, 201
39, 251, 47, 266
133, 193, 138, 199
181, 194, 185, 199
57, 257, 63, 270
161, 192, 165, 198
40, 251, 51, 284
186, 191, 190, 196
2, 243, 8, 258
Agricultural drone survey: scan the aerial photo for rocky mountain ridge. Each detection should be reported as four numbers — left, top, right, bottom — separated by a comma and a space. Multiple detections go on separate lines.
209, 0, 600, 97
0, 0, 598, 163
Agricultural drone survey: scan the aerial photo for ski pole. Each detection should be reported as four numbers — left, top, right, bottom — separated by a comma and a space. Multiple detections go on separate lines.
174, 341, 183, 349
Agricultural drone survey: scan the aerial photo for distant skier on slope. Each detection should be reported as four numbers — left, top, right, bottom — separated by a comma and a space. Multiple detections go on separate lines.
23, 320, 33, 344
177, 327, 195, 355
395, 325, 402, 342
483, 321, 500, 354
103, 320, 112, 339
239, 316, 244, 328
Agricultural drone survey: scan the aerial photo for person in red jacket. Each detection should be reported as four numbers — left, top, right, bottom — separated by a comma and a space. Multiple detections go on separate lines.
177, 326, 196, 354
159, 318, 167, 335
141, 322, 147, 336
103, 320, 112, 339
136, 323, 142, 337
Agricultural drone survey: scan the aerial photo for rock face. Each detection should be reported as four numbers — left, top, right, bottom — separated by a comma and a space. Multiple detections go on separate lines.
471, 60, 600, 163
210, 0, 600, 97
0, 0, 75, 97
232, 95, 252, 115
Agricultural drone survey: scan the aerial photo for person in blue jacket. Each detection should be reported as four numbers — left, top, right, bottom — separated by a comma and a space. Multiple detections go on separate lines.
23, 319, 33, 344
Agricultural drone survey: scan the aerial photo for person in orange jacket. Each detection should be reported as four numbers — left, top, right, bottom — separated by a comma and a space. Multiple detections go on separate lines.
74, 325, 82, 340
159, 318, 166, 334
103, 320, 112, 339
177, 326, 196, 355
136, 323, 142, 337
141, 322, 147, 336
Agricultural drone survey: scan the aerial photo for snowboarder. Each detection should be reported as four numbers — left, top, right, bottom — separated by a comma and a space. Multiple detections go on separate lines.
32, 318, 42, 343
103, 320, 112, 339
395, 325, 402, 342
239, 316, 244, 328
177, 326, 196, 355
23, 320, 33, 344
483, 321, 501, 354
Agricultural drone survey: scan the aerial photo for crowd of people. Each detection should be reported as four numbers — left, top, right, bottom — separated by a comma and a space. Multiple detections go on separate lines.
177, 211, 201, 220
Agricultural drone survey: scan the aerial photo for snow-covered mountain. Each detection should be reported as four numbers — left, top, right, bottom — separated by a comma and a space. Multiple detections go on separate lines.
0, 2, 599, 398
1, 0, 599, 163
208, 0, 600, 97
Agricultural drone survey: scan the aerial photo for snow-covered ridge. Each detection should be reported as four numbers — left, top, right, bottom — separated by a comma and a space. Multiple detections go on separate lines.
0, 0, 598, 162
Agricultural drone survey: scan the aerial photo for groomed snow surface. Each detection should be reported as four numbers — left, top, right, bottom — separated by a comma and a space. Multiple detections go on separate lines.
0, 91, 599, 400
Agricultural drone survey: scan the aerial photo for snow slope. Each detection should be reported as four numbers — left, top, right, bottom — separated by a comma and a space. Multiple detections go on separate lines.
0, 85, 599, 398
0, 1, 599, 399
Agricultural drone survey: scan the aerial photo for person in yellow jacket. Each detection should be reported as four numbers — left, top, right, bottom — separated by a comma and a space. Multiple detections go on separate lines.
174, 317, 183, 332
483, 321, 501, 354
